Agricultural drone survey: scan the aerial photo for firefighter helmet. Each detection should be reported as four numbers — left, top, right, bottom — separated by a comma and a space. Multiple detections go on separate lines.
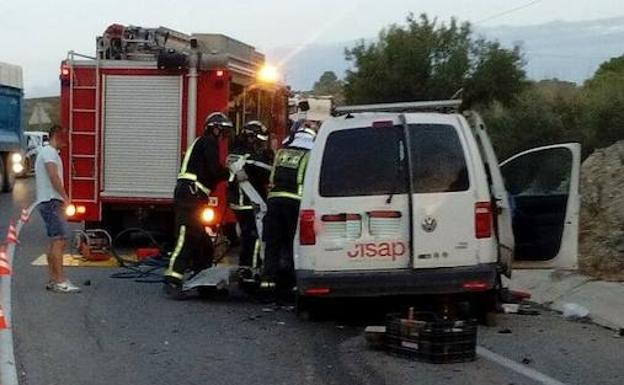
204, 112, 233, 131
242, 120, 269, 142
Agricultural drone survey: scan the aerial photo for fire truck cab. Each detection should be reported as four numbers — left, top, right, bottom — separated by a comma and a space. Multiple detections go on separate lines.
60, 25, 288, 236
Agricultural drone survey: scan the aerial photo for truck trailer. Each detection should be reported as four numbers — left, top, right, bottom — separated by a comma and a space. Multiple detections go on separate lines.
60, 24, 289, 236
0, 61, 25, 192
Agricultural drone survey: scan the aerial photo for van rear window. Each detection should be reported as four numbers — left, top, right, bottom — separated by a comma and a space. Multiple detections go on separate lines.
319, 124, 469, 197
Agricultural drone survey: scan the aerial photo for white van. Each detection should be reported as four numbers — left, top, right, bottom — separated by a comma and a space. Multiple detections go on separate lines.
293, 100, 580, 315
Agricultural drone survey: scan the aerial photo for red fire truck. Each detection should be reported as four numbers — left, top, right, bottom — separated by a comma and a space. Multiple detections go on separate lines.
59, 24, 289, 235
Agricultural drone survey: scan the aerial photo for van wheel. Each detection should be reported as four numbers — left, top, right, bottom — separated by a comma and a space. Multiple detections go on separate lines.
474, 290, 499, 327
295, 294, 320, 321
483, 311, 498, 327
0, 154, 15, 193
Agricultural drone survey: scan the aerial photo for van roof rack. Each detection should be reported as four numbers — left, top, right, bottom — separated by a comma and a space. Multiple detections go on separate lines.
334, 100, 462, 114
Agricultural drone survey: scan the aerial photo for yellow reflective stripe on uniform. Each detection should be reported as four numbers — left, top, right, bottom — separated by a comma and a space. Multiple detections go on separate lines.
166, 270, 184, 280
297, 152, 310, 185
179, 138, 200, 176
251, 239, 261, 267
268, 191, 302, 200
230, 203, 254, 210
194, 181, 211, 196
165, 225, 186, 278
178, 172, 197, 181
178, 173, 211, 195
269, 150, 280, 185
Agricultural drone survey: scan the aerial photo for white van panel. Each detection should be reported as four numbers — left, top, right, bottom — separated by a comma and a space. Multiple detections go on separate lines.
296, 113, 496, 273
308, 196, 412, 271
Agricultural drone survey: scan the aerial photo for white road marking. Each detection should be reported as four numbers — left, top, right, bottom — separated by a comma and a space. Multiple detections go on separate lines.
477, 346, 569, 385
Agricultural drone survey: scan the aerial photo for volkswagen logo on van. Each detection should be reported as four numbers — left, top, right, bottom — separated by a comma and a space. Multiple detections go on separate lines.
421, 216, 437, 232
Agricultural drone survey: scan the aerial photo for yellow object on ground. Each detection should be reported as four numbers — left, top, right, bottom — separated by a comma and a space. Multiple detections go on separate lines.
31, 254, 135, 268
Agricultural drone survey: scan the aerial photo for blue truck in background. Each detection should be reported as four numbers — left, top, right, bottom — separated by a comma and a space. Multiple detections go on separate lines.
0, 61, 25, 192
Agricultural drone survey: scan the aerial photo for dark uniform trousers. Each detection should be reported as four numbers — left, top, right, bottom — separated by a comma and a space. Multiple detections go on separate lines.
166, 181, 214, 284
262, 197, 301, 289
234, 209, 258, 267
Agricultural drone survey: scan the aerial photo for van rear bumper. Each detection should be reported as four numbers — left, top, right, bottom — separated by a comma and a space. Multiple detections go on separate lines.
296, 264, 498, 298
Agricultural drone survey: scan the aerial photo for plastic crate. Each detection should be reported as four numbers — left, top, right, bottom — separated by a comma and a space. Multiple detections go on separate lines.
384, 312, 477, 364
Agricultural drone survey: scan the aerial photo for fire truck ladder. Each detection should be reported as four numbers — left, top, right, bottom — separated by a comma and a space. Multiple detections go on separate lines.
67, 51, 100, 206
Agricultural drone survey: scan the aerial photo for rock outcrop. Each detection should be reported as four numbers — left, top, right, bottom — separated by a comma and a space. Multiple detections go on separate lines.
579, 141, 624, 280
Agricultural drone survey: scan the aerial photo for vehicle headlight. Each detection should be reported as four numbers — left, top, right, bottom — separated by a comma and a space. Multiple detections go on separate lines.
200, 207, 216, 224
11, 153, 23, 164
65, 204, 76, 217
12, 163, 24, 174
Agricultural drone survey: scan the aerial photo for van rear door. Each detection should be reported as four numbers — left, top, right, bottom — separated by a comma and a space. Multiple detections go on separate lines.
500, 143, 581, 269
311, 119, 411, 271
403, 115, 486, 270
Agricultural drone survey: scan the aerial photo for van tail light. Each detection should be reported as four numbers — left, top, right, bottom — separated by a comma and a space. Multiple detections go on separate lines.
462, 280, 490, 291
321, 214, 345, 222
475, 202, 492, 239
304, 287, 331, 296
299, 209, 316, 245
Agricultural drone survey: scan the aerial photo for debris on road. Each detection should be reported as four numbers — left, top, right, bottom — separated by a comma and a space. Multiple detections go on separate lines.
364, 326, 386, 349
517, 305, 541, 316
562, 303, 590, 320
498, 328, 513, 334
502, 304, 519, 314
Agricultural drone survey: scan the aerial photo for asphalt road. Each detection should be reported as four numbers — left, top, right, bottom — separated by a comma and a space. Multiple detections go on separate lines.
3, 178, 623, 385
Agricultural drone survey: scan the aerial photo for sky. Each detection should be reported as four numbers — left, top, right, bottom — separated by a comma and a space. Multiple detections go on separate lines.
2, 0, 624, 97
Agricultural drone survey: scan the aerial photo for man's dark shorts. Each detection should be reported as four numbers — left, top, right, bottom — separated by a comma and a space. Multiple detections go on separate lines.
38, 199, 69, 240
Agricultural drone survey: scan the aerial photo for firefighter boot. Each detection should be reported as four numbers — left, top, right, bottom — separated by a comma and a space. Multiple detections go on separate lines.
162, 279, 187, 300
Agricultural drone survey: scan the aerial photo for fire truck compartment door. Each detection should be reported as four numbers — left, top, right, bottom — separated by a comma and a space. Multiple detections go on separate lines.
102, 75, 182, 198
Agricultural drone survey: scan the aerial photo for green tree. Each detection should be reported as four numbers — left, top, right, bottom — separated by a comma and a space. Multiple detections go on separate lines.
312, 71, 342, 95
582, 71, 624, 152
343, 13, 526, 106
312, 71, 344, 104
586, 55, 624, 86
481, 80, 584, 160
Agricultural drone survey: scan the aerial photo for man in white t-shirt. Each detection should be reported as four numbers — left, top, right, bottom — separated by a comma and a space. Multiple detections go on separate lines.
34, 125, 80, 293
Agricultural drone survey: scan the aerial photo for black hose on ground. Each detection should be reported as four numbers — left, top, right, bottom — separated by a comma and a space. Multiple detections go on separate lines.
109, 227, 169, 283
109, 227, 231, 284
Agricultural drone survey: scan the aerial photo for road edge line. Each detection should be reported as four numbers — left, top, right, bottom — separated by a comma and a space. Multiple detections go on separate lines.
477, 346, 569, 385
1, 204, 35, 385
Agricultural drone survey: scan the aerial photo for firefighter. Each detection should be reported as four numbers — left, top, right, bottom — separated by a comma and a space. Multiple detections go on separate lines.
228, 120, 274, 268
163, 112, 232, 298
261, 124, 317, 297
